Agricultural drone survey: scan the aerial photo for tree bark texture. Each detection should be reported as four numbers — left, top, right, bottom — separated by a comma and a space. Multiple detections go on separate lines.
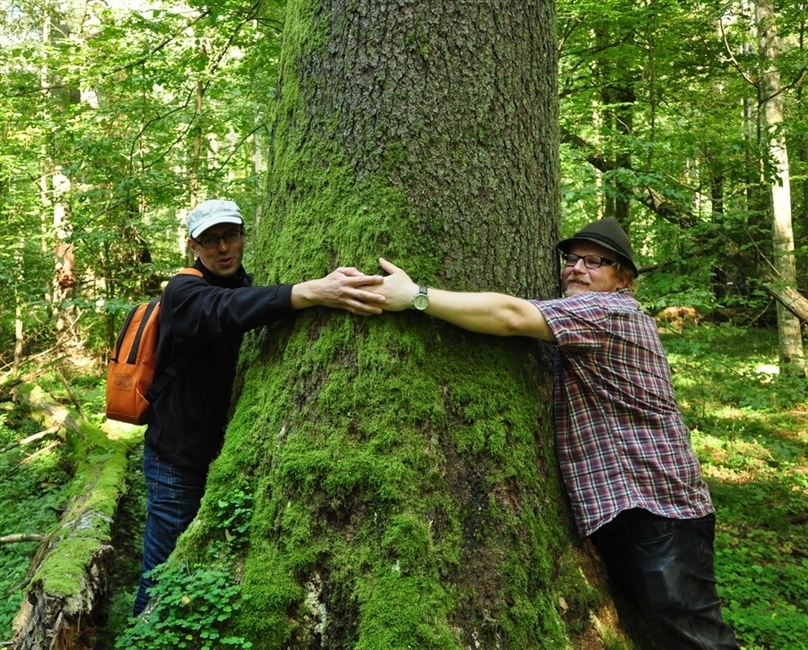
177, 2, 637, 648
9, 385, 131, 650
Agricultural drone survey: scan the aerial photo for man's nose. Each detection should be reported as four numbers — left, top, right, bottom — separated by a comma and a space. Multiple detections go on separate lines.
571, 257, 588, 271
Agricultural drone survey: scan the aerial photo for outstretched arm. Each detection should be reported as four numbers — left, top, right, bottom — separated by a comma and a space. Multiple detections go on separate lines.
371, 258, 556, 342
291, 267, 386, 315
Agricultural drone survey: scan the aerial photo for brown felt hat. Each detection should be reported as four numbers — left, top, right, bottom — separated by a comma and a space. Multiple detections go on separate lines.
557, 217, 638, 276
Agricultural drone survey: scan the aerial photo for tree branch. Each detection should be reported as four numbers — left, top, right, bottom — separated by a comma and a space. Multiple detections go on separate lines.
718, 16, 757, 87
0, 426, 60, 454
560, 127, 699, 227
0, 534, 47, 545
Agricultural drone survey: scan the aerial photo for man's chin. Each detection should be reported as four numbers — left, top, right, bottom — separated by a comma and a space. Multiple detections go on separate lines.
563, 283, 590, 297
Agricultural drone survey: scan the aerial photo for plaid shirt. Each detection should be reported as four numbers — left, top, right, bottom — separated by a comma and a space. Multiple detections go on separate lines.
531, 290, 714, 537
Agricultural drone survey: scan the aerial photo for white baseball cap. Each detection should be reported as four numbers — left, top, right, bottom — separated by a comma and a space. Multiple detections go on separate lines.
187, 199, 244, 239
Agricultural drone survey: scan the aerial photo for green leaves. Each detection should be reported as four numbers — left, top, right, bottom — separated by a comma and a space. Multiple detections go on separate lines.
115, 562, 253, 650
0, 0, 285, 360
665, 325, 808, 649
558, 0, 808, 326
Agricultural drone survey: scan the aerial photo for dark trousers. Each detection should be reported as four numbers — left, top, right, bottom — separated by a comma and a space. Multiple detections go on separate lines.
590, 509, 739, 650
133, 446, 206, 616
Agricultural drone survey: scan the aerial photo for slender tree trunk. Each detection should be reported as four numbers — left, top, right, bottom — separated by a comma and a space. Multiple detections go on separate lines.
755, 0, 805, 375
173, 1, 643, 648
594, 17, 635, 226
39, 11, 53, 321
53, 170, 76, 341
795, 13, 808, 287
190, 67, 205, 209
14, 266, 24, 375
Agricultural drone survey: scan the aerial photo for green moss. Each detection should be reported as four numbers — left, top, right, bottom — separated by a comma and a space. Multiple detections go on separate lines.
354, 571, 457, 650
179, 307, 581, 646
62, 423, 131, 517
30, 422, 130, 598
33, 538, 105, 597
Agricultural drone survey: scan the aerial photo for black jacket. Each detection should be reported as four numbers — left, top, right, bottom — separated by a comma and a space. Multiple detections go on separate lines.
145, 259, 294, 474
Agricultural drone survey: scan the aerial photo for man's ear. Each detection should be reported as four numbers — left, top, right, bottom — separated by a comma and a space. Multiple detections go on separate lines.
187, 237, 199, 257
616, 269, 632, 290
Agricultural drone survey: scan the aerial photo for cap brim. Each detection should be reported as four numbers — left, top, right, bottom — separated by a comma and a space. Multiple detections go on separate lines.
190, 215, 243, 239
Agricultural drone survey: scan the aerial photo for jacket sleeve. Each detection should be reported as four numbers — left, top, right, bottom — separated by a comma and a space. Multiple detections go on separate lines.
162, 274, 295, 344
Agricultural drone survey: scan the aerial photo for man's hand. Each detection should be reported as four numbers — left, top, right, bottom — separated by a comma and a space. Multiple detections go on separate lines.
361, 258, 420, 311
367, 258, 557, 340
291, 267, 386, 315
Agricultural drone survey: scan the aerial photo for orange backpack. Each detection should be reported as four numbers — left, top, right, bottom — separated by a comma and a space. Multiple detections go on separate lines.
105, 268, 203, 424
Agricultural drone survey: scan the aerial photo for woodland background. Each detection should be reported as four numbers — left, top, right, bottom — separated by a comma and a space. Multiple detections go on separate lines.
2, 0, 808, 368
0, 0, 807, 649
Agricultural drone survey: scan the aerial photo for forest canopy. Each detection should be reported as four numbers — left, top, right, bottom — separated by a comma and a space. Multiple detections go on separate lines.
0, 0, 806, 367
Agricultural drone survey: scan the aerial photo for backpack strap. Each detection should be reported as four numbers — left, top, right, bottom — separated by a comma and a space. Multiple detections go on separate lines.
145, 267, 204, 404
145, 347, 195, 402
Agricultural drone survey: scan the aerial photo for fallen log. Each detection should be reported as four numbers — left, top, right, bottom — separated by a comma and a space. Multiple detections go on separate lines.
762, 276, 808, 323
8, 384, 135, 650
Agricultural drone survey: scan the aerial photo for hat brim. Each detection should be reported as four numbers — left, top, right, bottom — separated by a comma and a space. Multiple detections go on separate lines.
189, 215, 244, 239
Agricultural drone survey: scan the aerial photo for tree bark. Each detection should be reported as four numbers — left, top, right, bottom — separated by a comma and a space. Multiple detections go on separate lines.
755, 0, 804, 375
8, 385, 131, 650
762, 272, 808, 323
173, 1, 643, 648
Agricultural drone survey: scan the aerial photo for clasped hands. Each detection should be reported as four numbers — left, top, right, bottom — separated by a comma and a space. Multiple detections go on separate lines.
309, 258, 416, 316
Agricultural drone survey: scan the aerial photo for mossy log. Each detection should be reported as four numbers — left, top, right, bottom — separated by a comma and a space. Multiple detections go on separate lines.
9, 384, 133, 650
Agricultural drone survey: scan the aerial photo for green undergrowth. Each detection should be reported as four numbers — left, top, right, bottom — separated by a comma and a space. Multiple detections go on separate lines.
0, 373, 141, 646
94, 442, 147, 649
0, 401, 71, 635
662, 323, 808, 650
114, 558, 253, 650
5, 326, 807, 649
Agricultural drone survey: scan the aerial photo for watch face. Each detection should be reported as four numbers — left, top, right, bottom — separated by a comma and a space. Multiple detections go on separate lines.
412, 293, 429, 310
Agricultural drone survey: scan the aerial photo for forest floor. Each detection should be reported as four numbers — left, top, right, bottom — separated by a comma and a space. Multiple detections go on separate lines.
661, 325, 808, 650
1, 324, 806, 649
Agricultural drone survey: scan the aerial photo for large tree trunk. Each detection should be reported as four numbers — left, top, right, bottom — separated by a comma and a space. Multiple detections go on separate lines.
173, 1, 642, 647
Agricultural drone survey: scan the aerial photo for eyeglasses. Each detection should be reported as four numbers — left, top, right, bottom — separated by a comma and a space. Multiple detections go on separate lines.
561, 252, 614, 269
193, 229, 245, 249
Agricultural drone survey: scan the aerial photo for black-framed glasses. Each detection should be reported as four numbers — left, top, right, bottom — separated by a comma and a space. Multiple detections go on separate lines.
561, 252, 614, 269
193, 228, 245, 249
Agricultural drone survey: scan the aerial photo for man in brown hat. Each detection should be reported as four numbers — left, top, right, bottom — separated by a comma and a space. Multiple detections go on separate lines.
367, 217, 738, 649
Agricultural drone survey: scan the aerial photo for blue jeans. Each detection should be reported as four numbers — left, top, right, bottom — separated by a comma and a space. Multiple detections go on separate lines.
591, 509, 739, 650
133, 446, 206, 616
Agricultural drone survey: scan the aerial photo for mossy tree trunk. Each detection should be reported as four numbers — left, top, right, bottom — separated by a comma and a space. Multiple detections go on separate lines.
177, 1, 639, 648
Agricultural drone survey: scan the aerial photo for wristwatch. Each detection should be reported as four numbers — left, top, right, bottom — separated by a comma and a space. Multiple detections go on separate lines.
411, 285, 430, 311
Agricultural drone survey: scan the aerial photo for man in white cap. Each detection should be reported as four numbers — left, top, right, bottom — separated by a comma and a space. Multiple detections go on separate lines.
366, 217, 738, 649
133, 199, 385, 615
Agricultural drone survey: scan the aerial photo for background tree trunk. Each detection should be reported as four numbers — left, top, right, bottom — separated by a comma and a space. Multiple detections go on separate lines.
176, 1, 642, 648
755, 0, 804, 375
